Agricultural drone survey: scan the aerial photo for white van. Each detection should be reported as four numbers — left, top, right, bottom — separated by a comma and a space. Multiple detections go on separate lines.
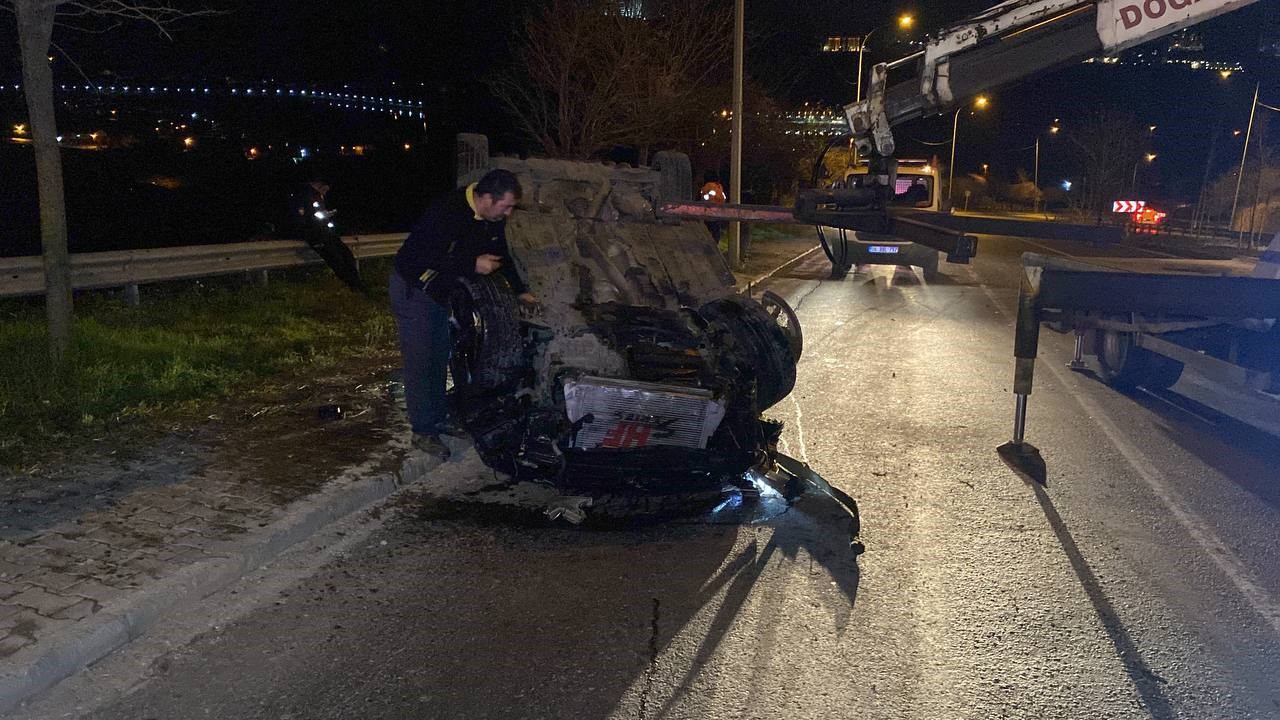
820, 160, 943, 280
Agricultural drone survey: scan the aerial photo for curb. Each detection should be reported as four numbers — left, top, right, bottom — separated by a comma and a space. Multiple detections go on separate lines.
0, 454, 407, 715
734, 245, 824, 296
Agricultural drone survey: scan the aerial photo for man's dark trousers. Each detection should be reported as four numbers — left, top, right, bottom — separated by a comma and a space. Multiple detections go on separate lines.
389, 271, 450, 435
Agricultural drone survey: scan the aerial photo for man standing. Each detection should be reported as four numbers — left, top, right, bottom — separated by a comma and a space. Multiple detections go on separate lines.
699, 171, 727, 244
391, 169, 537, 459
289, 176, 365, 294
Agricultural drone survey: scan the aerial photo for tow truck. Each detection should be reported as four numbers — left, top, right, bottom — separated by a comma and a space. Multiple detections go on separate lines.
659, 0, 1276, 481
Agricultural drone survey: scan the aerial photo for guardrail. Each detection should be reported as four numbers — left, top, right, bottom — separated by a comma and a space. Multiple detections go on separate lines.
0, 233, 406, 298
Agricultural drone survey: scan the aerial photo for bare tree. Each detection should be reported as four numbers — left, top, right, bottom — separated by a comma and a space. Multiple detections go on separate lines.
1065, 108, 1148, 218
4, 0, 213, 366
490, 0, 733, 160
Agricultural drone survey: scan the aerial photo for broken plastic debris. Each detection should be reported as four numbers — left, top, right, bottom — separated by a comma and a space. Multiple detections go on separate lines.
543, 496, 594, 524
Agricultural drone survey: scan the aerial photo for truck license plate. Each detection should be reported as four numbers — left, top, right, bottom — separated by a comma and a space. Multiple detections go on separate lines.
869, 245, 900, 254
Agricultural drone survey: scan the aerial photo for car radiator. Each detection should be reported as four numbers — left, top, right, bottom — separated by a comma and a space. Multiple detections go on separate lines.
563, 376, 726, 450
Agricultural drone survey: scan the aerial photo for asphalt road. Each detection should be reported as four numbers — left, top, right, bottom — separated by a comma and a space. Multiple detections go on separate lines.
20, 234, 1280, 720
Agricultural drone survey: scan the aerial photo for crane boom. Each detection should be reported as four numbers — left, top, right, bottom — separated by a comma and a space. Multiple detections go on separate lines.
848, 0, 1261, 158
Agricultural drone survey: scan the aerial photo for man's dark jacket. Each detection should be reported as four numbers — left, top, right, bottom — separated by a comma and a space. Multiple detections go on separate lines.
394, 187, 530, 304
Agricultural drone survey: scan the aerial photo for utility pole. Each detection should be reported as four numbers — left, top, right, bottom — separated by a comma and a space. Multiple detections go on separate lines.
729, 0, 744, 270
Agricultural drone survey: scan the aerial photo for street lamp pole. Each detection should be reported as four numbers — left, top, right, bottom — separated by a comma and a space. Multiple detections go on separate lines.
1230, 81, 1260, 240
948, 107, 962, 204
855, 30, 875, 104
948, 96, 988, 204
856, 14, 912, 105
728, 0, 744, 269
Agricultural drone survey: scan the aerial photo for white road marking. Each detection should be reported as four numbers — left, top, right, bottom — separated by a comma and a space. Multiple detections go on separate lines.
788, 392, 810, 463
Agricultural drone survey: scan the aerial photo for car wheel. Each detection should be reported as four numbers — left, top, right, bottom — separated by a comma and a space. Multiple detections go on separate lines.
698, 295, 797, 410
448, 276, 524, 389
759, 290, 803, 361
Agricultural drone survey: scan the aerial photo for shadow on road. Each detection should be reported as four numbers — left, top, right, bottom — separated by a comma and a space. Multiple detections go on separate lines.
1075, 370, 1280, 512
86, 488, 862, 719
1021, 476, 1178, 720
1139, 387, 1280, 512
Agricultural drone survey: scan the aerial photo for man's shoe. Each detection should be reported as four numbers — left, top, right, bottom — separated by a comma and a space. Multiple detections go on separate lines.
411, 433, 451, 459
434, 419, 469, 438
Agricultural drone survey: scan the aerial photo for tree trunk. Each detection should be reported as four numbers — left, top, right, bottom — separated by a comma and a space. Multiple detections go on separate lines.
16, 0, 73, 367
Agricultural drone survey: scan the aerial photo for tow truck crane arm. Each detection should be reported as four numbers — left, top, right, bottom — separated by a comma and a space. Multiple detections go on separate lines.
661, 0, 1261, 262
849, 0, 1259, 159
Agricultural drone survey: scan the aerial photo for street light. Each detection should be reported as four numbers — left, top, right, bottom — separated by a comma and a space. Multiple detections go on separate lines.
1034, 121, 1062, 212
1230, 82, 1260, 241
855, 12, 915, 104
1131, 152, 1156, 194
948, 95, 989, 204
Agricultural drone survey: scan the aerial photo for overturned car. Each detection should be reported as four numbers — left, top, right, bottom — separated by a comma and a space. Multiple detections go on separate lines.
445, 136, 805, 513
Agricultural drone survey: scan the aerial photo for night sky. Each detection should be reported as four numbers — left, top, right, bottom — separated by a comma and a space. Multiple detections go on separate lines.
3, 0, 1280, 199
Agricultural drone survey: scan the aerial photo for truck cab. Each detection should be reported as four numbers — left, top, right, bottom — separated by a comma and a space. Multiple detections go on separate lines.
820, 160, 944, 281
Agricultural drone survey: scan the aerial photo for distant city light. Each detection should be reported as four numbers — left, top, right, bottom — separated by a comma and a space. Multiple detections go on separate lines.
13, 123, 26, 135
183, 136, 196, 148
1061, 180, 1072, 191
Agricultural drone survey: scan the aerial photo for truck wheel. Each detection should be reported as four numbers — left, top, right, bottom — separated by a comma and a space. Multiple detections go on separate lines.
1095, 329, 1183, 390
448, 276, 524, 389
1146, 357, 1184, 389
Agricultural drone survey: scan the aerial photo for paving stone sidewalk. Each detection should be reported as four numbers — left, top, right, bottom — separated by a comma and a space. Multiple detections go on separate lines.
0, 227, 819, 714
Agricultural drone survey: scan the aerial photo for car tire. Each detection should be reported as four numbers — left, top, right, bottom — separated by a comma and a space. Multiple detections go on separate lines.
448, 276, 524, 389
698, 295, 797, 410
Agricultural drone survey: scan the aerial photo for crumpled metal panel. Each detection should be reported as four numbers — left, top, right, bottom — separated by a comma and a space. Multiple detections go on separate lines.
482, 156, 739, 406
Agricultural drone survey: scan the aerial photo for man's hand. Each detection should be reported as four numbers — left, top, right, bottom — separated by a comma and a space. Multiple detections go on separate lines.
474, 253, 503, 275
517, 292, 543, 321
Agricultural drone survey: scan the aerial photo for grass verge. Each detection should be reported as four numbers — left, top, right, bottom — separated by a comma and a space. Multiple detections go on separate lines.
0, 261, 398, 468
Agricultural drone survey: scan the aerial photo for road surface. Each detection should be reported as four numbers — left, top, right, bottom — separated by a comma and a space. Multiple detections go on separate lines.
18, 234, 1280, 720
